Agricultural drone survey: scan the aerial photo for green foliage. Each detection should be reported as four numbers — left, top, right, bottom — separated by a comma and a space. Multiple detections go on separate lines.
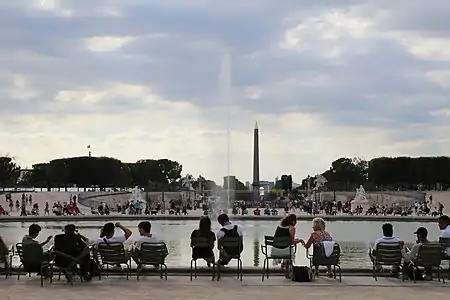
223, 176, 247, 190
0, 156, 21, 185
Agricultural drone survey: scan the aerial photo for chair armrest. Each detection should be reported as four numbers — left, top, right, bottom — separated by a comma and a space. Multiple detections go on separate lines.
261, 244, 268, 256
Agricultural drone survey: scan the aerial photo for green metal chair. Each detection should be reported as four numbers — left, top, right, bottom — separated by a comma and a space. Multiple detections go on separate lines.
371, 243, 403, 281
135, 242, 168, 280
261, 235, 295, 281
190, 237, 216, 281
410, 242, 445, 283
217, 236, 243, 281
439, 237, 450, 280
306, 242, 342, 282
95, 243, 131, 280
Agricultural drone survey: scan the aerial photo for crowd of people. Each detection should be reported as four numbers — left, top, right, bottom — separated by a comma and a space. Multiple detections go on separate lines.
1, 193, 82, 216
1, 213, 449, 282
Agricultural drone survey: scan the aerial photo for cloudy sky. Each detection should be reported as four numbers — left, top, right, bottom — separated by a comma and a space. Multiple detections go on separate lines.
1, 0, 450, 184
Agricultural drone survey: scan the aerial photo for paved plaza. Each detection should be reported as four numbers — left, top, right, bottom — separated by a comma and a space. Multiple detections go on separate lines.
1, 275, 449, 300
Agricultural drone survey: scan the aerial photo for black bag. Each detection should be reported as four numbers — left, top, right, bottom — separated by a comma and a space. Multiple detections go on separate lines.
407, 264, 424, 281
291, 266, 313, 282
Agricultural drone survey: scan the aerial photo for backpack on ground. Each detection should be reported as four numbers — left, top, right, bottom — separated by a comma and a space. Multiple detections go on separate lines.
291, 266, 313, 282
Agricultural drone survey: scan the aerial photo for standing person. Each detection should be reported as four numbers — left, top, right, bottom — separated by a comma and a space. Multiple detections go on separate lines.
216, 214, 243, 266
271, 214, 301, 269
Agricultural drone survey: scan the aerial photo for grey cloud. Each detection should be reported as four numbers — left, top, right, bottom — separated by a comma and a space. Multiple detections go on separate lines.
1, 0, 450, 134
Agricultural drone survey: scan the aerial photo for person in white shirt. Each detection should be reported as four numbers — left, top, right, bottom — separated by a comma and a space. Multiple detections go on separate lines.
368, 223, 402, 272
438, 215, 450, 256
134, 221, 159, 250
95, 222, 132, 245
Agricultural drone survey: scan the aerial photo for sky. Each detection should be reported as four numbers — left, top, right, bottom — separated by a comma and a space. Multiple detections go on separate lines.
1, 0, 450, 184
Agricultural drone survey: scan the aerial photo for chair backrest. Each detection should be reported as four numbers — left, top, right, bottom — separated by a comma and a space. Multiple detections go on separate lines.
191, 236, 214, 248
312, 242, 341, 266
375, 243, 402, 265
218, 236, 243, 254
21, 242, 46, 271
139, 242, 168, 265
15, 243, 24, 261
96, 242, 127, 264
439, 237, 450, 250
417, 243, 444, 266
264, 235, 292, 249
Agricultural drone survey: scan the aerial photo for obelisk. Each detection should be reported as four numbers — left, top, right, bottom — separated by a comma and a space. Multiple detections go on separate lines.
252, 121, 260, 199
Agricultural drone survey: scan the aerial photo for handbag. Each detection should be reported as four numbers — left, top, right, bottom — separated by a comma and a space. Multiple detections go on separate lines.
291, 266, 313, 282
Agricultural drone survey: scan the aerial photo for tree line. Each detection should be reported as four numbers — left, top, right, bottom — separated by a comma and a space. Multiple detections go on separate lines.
302, 156, 450, 192
0, 156, 188, 191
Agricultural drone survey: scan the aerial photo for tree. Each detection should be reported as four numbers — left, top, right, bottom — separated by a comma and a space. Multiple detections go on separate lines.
21, 163, 51, 188
0, 156, 21, 186
223, 176, 247, 190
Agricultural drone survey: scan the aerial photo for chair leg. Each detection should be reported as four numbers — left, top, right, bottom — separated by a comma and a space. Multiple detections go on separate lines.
239, 259, 243, 281
372, 265, 377, 281
164, 264, 168, 280
212, 260, 216, 281
262, 258, 267, 282
190, 259, 194, 281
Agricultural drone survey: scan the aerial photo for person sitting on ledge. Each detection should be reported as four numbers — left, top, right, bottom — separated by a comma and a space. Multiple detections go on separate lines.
368, 223, 402, 274
253, 207, 261, 215
190, 216, 216, 267
216, 213, 243, 266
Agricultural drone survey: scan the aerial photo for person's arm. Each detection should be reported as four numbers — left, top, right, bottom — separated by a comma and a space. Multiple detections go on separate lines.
401, 243, 420, 262
303, 233, 315, 249
116, 222, 132, 240
288, 226, 300, 244
40, 236, 52, 247
190, 230, 195, 247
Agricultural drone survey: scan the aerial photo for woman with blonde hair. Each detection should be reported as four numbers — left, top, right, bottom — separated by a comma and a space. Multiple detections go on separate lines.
298, 217, 333, 276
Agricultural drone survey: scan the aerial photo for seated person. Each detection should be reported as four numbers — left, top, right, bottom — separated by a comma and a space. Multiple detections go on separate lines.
21, 224, 53, 274
54, 224, 92, 281
253, 208, 261, 215
132, 221, 160, 268
0, 235, 9, 268
271, 208, 278, 215
298, 217, 333, 276
399, 227, 431, 280
216, 214, 243, 266
368, 223, 402, 272
438, 215, 450, 258
95, 222, 132, 245
264, 207, 271, 215
190, 217, 216, 267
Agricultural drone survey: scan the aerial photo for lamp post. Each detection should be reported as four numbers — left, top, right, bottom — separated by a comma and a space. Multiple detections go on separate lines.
87, 145, 91, 157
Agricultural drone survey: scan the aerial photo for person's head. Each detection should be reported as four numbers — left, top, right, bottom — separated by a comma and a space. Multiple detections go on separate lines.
101, 222, 115, 238
414, 227, 428, 242
28, 224, 41, 238
138, 221, 151, 236
64, 224, 77, 236
217, 214, 230, 226
312, 217, 326, 232
280, 214, 297, 227
199, 216, 212, 233
382, 223, 394, 237
438, 215, 450, 230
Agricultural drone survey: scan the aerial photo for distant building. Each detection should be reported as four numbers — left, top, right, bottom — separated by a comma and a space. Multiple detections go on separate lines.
259, 180, 275, 193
